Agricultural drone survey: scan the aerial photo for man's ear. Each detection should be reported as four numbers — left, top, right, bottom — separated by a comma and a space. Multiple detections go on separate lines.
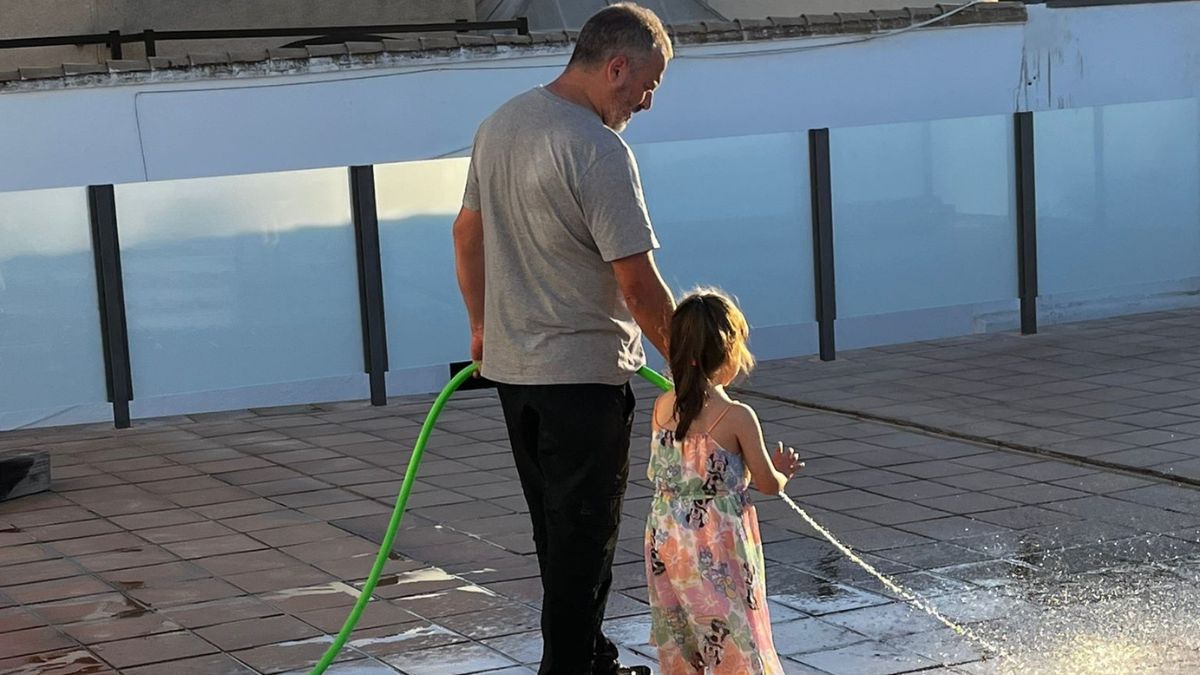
606, 54, 629, 83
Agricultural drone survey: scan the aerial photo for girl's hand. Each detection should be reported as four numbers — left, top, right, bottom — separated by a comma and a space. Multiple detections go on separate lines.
772, 442, 803, 477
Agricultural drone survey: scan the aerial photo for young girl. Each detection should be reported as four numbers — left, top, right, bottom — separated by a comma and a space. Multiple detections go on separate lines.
645, 289, 803, 675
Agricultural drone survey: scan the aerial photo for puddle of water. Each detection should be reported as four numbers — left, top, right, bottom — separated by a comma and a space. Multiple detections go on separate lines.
979, 568, 1200, 674
275, 635, 336, 648
779, 493, 1004, 657
369, 567, 459, 588
6, 650, 107, 675
263, 582, 363, 601
347, 623, 456, 648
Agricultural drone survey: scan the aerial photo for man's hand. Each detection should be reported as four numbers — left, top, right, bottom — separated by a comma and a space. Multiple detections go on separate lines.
612, 251, 674, 359
470, 326, 484, 375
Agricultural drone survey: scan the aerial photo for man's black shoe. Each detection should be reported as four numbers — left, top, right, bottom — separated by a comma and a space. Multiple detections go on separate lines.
614, 666, 652, 675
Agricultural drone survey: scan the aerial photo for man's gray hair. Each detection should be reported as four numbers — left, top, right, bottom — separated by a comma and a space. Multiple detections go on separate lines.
568, 3, 673, 68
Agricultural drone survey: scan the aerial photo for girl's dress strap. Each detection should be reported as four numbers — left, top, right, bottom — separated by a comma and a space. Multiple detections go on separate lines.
705, 404, 734, 434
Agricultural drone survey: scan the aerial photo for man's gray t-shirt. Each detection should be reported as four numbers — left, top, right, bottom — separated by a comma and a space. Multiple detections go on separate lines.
463, 87, 659, 386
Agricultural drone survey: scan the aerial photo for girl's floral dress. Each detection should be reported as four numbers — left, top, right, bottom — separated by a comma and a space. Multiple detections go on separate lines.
644, 410, 783, 674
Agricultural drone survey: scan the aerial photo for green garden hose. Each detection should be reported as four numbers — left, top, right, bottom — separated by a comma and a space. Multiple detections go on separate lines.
308, 364, 671, 674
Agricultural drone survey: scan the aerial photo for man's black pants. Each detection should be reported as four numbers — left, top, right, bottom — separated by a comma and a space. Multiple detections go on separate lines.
497, 382, 635, 675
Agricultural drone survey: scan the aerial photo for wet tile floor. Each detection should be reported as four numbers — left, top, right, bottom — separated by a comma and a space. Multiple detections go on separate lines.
6, 311, 1200, 673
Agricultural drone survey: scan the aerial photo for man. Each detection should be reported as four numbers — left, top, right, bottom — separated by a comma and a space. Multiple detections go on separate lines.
452, 4, 676, 674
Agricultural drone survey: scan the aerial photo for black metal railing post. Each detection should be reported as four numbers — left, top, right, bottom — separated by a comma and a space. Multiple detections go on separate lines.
1014, 111, 1039, 335
106, 30, 123, 59
143, 30, 157, 57
87, 185, 134, 428
808, 128, 837, 361
349, 166, 389, 406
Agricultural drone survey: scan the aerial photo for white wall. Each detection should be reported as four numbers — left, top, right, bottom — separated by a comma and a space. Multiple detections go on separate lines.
1, 3, 1197, 193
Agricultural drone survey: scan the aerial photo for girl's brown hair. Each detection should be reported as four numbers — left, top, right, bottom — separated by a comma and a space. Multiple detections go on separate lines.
668, 289, 754, 439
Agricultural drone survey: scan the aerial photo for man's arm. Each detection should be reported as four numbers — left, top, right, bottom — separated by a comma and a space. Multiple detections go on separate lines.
452, 206, 485, 362
612, 250, 674, 359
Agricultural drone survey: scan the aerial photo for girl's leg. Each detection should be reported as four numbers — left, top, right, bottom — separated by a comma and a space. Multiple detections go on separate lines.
646, 526, 704, 675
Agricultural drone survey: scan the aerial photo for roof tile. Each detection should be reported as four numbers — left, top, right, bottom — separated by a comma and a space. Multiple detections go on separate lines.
229, 49, 270, 63
19, 66, 65, 80
418, 34, 459, 50
670, 21, 707, 36
147, 56, 176, 69
106, 59, 151, 72
529, 30, 570, 45
305, 44, 347, 58
767, 15, 807, 28
267, 47, 309, 61
345, 41, 384, 55
188, 52, 231, 66
871, 9, 913, 29
493, 34, 533, 46
0, 69, 19, 82
907, 6, 945, 22
381, 38, 422, 53
454, 35, 496, 48
805, 13, 844, 35
63, 62, 108, 76
836, 12, 880, 32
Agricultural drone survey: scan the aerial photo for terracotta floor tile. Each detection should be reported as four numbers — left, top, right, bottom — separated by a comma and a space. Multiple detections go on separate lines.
298, 600, 420, 633
168, 487, 260, 508
140, 476, 228, 495
115, 466, 200, 484
162, 533, 266, 560
300, 500, 392, 522
0, 543, 60, 568
23, 519, 122, 542
221, 510, 317, 533
62, 613, 182, 645
247, 523, 348, 548
0, 493, 74, 514
224, 565, 335, 594
99, 560, 212, 588
30, 593, 147, 624
75, 546, 178, 573
109, 509, 205, 531
193, 498, 284, 520
163, 596, 282, 630
63, 485, 154, 505
87, 496, 184, 517
281, 537, 380, 563
0, 606, 48, 633
51, 533, 148, 557
6, 506, 97, 529
5, 575, 114, 605
138, 520, 237, 544
195, 614, 320, 651
127, 578, 245, 608
0, 559, 83, 587
193, 549, 302, 576
121, 652, 258, 675
0, 625, 78, 657
90, 630, 217, 669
